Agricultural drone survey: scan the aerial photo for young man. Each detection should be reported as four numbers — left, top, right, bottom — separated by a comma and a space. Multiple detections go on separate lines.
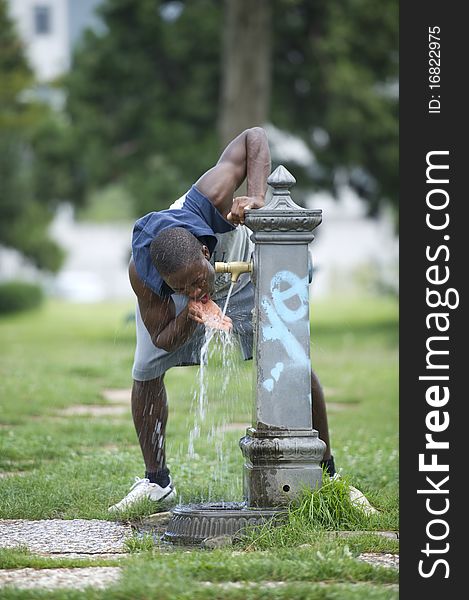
108, 127, 335, 512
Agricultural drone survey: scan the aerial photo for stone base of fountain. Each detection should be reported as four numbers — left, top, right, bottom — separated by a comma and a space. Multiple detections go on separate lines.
162, 427, 325, 546
162, 502, 286, 546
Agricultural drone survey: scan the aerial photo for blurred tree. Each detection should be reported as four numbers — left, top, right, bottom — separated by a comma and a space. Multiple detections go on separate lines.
219, 0, 271, 146
271, 0, 398, 215
64, 0, 397, 217
0, 0, 65, 271
66, 0, 223, 216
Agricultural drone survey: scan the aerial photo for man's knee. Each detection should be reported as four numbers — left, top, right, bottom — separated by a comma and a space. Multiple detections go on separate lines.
132, 375, 166, 398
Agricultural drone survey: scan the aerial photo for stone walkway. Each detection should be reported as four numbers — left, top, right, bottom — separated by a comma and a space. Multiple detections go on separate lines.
0, 519, 131, 591
0, 519, 132, 555
0, 518, 399, 591
0, 567, 122, 591
358, 553, 399, 570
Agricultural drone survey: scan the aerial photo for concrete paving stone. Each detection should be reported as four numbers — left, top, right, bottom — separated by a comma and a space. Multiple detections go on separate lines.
0, 567, 122, 590
0, 519, 132, 554
35, 552, 128, 560
358, 553, 399, 569
57, 405, 128, 417
101, 389, 131, 404
199, 581, 399, 590
329, 530, 399, 540
0, 472, 26, 479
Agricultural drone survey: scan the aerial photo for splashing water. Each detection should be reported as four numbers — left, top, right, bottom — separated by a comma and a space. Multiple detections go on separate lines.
184, 288, 251, 502
188, 285, 235, 459
221, 282, 235, 320
187, 325, 237, 457
188, 327, 215, 457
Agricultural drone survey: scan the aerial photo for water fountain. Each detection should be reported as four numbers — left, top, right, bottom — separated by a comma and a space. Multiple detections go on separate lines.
163, 166, 326, 545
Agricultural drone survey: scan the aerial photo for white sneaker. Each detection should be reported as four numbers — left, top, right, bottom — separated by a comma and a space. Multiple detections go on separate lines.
108, 477, 176, 512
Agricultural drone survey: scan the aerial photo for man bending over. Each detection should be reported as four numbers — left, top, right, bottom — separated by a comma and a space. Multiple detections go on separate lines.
108, 127, 335, 512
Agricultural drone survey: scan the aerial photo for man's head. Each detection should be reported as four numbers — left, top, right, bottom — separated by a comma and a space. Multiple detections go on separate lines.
150, 227, 215, 300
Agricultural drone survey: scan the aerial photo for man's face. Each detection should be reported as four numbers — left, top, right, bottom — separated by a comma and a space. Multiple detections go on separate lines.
164, 256, 215, 301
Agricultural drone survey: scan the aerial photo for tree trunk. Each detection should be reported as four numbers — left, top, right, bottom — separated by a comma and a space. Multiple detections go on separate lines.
219, 0, 272, 148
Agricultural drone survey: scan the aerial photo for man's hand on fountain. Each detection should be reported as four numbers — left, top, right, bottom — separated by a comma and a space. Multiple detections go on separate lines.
188, 298, 233, 332
227, 195, 264, 226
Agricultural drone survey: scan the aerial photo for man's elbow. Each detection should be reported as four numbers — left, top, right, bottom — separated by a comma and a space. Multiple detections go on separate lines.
245, 127, 269, 154
152, 334, 171, 353
246, 126, 267, 138
153, 333, 183, 353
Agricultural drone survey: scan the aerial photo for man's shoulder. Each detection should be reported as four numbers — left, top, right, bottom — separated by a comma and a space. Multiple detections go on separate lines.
128, 258, 145, 295
128, 258, 168, 303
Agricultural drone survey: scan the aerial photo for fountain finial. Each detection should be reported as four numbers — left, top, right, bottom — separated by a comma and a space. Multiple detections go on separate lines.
259, 165, 305, 213
267, 165, 296, 190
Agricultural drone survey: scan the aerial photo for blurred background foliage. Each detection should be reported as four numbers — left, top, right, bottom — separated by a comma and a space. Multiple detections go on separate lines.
0, 1, 65, 271
0, 0, 398, 272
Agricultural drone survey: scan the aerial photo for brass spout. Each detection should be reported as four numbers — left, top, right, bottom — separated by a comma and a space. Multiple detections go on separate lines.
215, 261, 253, 283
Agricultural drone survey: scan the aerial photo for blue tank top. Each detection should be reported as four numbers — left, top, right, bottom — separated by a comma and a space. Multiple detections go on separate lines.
131, 185, 235, 297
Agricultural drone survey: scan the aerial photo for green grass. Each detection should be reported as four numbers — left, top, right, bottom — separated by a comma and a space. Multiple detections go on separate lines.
0, 547, 123, 570
241, 475, 398, 551
0, 547, 398, 600
0, 295, 398, 598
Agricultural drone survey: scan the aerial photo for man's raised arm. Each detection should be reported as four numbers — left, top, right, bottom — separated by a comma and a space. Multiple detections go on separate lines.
195, 127, 271, 224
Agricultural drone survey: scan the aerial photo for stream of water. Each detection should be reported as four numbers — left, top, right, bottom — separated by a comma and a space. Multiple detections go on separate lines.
221, 282, 235, 319
187, 282, 238, 463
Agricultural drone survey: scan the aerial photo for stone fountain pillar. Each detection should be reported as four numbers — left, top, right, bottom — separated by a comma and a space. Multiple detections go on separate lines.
163, 166, 325, 545
241, 165, 326, 507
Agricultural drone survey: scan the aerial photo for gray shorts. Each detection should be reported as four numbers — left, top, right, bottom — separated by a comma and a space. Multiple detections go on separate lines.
132, 283, 254, 381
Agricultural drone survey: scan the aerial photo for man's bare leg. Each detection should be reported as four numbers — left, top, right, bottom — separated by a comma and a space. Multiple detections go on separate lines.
311, 370, 335, 475
108, 376, 173, 510
131, 372, 331, 481
131, 376, 170, 486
